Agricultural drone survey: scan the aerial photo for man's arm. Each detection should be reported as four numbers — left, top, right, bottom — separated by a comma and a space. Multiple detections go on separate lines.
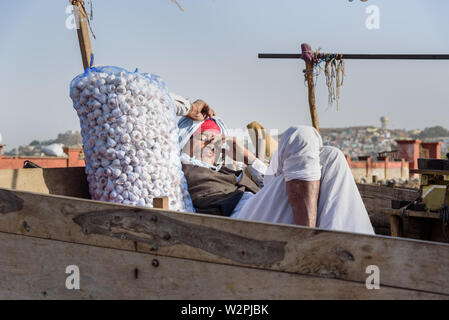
170, 93, 216, 120
286, 180, 320, 227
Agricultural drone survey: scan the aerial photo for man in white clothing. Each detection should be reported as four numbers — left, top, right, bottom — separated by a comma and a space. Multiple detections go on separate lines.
172, 95, 374, 235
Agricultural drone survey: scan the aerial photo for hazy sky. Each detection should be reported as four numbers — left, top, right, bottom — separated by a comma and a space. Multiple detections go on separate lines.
1, 0, 448, 150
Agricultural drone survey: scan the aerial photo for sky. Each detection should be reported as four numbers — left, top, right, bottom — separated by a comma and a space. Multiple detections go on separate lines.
0, 0, 449, 150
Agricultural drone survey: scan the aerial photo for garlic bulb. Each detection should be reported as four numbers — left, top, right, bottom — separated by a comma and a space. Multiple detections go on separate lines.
70, 66, 194, 212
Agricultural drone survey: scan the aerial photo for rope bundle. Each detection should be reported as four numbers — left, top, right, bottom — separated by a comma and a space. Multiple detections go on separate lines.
304, 51, 345, 110
324, 54, 345, 110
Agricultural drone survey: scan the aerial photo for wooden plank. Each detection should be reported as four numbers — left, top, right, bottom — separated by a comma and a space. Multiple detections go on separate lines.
0, 188, 449, 296
1, 166, 419, 212
357, 183, 420, 221
357, 183, 420, 235
380, 209, 440, 219
389, 215, 402, 237
0, 167, 89, 199
0, 167, 396, 235
410, 169, 449, 176
357, 184, 419, 205
0, 232, 445, 300
0, 167, 428, 237
380, 209, 449, 243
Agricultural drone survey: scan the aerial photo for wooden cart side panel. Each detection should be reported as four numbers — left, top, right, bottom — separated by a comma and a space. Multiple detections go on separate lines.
0, 188, 448, 296
0, 167, 419, 236
0, 167, 419, 206
0, 168, 89, 199
0, 232, 445, 300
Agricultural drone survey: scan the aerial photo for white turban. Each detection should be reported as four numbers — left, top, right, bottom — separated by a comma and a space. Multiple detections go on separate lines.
177, 116, 229, 149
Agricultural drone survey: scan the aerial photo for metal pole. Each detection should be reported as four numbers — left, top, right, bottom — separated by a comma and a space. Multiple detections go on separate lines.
258, 46, 449, 130
259, 53, 449, 60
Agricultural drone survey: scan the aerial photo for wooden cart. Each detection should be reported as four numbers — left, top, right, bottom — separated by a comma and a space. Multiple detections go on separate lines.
0, 167, 448, 299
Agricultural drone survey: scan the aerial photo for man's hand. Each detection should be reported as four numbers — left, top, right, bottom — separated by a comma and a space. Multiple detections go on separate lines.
220, 135, 256, 165
186, 99, 216, 121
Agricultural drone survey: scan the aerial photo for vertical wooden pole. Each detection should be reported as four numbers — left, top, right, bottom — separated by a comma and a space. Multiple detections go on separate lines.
301, 43, 320, 133
72, 0, 93, 70
304, 62, 320, 132
390, 215, 402, 237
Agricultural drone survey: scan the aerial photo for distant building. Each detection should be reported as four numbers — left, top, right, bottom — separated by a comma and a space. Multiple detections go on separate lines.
380, 116, 389, 131
0, 145, 84, 169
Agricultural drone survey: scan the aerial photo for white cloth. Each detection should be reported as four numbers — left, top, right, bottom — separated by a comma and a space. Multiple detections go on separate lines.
177, 116, 229, 150
231, 125, 374, 235
180, 152, 222, 171
170, 93, 191, 117
245, 158, 267, 187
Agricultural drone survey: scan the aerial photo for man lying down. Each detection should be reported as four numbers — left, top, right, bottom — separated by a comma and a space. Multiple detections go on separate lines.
171, 94, 374, 235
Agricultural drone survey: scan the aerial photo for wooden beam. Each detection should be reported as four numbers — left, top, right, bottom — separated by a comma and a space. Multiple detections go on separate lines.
73, 0, 93, 70
1, 232, 445, 299
380, 208, 440, 219
1, 187, 449, 296
410, 169, 449, 176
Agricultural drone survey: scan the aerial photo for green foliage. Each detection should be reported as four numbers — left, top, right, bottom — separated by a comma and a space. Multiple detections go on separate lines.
40, 139, 56, 146
412, 126, 449, 139
29, 140, 40, 146
26, 131, 82, 148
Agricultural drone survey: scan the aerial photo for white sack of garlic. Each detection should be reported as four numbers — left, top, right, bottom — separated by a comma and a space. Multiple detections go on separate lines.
70, 66, 194, 212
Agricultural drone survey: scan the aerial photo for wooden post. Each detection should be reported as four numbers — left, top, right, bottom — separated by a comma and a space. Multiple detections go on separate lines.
153, 197, 169, 210
390, 215, 402, 237
384, 156, 390, 180
366, 156, 372, 178
72, 0, 93, 70
401, 158, 406, 179
301, 43, 320, 132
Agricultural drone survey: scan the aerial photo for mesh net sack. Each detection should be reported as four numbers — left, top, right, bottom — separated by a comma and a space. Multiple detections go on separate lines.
70, 66, 194, 212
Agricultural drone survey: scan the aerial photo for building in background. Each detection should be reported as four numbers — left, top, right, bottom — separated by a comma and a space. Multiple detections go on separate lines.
0, 145, 84, 169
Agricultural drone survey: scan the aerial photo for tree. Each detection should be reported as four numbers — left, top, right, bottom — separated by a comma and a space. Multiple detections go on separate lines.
29, 140, 40, 146
413, 126, 449, 139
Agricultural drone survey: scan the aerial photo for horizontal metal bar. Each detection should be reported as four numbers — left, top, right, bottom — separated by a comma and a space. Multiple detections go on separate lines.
258, 53, 449, 60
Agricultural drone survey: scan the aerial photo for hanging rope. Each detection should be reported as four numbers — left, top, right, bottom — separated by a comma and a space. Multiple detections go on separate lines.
171, 0, 185, 12
88, 0, 93, 20
302, 50, 345, 110
323, 53, 345, 110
